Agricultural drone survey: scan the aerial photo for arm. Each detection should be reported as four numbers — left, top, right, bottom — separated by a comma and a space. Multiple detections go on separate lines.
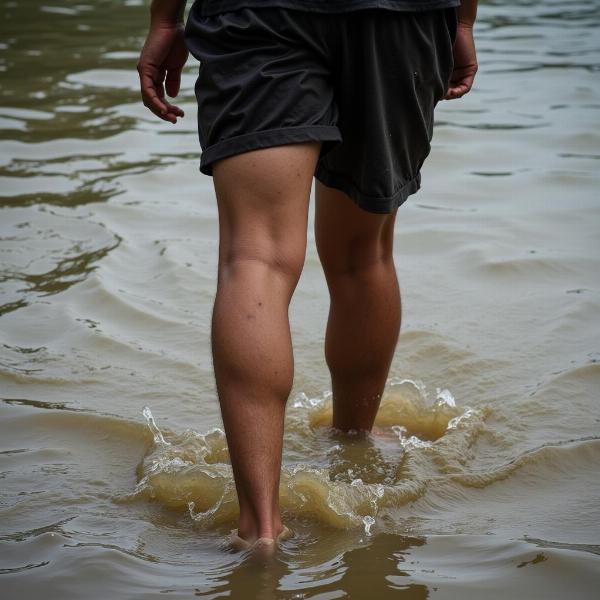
457, 0, 477, 27
137, 0, 189, 123
444, 0, 478, 100
150, 0, 187, 23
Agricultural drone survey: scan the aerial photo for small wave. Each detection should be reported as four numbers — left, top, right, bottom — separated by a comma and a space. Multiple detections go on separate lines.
477, 256, 576, 280
451, 435, 600, 488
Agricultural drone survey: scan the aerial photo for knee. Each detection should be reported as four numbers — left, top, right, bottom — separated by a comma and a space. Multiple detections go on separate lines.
317, 235, 395, 280
219, 240, 306, 285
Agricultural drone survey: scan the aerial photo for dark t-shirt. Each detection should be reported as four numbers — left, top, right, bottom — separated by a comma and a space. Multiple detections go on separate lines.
197, 0, 461, 17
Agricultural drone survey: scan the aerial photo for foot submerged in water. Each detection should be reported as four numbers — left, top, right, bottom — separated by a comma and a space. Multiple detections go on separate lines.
229, 525, 293, 555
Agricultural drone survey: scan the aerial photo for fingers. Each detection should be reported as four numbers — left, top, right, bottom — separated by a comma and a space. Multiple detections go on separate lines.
140, 70, 167, 114
155, 69, 185, 117
165, 69, 181, 98
443, 68, 477, 101
138, 65, 184, 123
444, 80, 471, 100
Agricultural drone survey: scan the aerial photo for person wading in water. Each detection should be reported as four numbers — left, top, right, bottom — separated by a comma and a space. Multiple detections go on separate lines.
137, 0, 478, 553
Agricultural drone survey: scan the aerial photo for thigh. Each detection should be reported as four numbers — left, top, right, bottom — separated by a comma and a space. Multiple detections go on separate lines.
213, 142, 321, 274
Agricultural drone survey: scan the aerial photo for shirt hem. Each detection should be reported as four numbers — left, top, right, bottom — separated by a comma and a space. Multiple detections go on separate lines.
197, 0, 462, 17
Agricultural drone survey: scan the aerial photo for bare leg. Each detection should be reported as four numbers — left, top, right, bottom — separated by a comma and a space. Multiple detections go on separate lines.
210, 143, 320, 544
314, 181, 401, 432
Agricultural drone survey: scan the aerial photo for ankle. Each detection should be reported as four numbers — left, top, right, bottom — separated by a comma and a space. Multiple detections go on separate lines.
237, 514, 284, 542
330, 388, 384, 432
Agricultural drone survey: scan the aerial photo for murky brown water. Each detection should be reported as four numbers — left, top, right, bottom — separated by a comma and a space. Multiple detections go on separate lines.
1, 0, 600, 597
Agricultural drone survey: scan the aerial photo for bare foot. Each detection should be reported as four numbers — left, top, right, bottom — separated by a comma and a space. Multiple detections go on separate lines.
229, 525, 293, 555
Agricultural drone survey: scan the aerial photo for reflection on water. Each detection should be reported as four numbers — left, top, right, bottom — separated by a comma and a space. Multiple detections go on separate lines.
1, 0, 600, 598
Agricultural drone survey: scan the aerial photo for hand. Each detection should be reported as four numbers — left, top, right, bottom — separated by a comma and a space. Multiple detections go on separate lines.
137, 22, 188, 123
444, 23, 478, 100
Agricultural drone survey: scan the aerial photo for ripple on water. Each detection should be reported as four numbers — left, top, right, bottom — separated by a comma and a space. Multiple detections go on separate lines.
0, 206, 121, 317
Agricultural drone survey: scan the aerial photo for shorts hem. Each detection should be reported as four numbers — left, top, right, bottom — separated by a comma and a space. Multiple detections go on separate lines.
199, 125, 342, 175
314, 165, 421, 214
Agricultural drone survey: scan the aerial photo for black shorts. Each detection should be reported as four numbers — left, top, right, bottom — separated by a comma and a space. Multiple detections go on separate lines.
184, 4, 458, 214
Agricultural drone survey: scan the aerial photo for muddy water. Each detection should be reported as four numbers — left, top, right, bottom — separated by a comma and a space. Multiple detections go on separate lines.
1, 0, 599, 597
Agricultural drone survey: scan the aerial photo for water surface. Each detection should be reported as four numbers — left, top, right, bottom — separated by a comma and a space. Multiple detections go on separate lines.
1, 0, 600, 597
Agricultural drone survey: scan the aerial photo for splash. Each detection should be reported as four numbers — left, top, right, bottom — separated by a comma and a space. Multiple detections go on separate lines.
121, 379, 488, 534
142, 405, 171, 446
308, 378, 464, 442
